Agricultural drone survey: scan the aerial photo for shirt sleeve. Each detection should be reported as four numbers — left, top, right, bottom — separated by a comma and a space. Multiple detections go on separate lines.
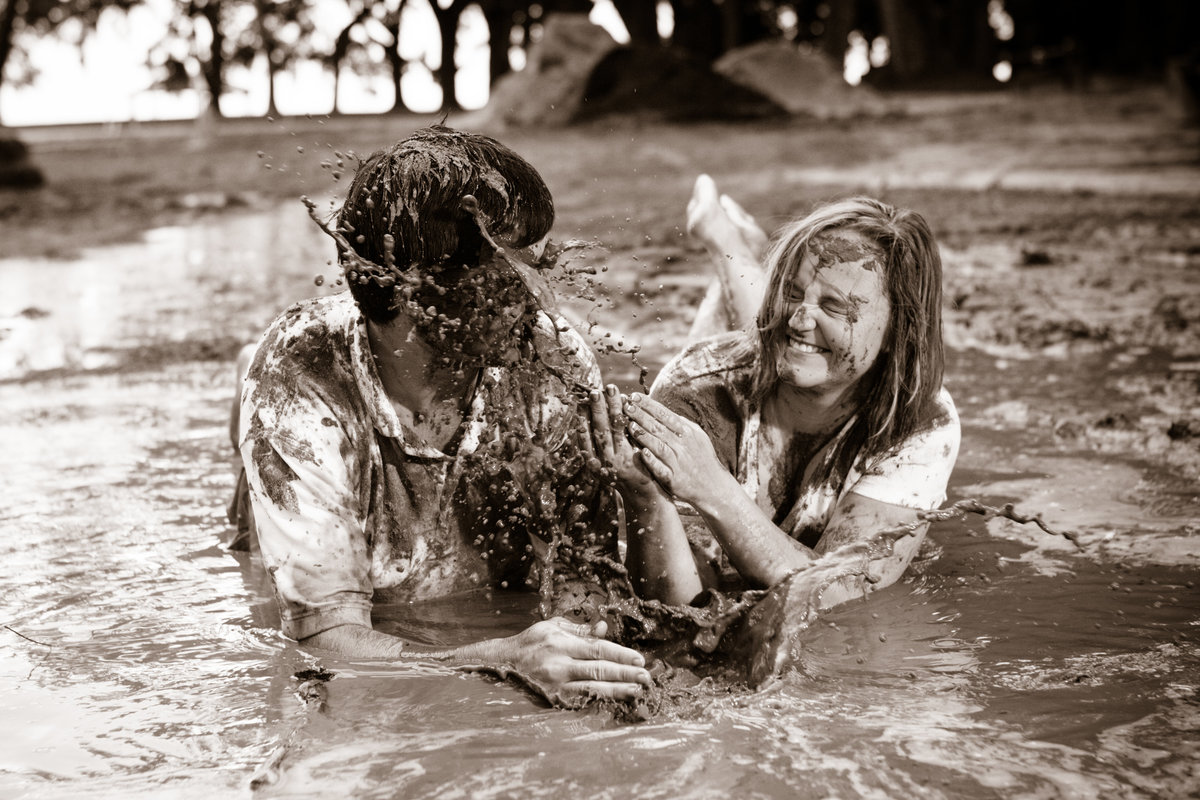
240, 399, 374, 641
848, 391, 961, 511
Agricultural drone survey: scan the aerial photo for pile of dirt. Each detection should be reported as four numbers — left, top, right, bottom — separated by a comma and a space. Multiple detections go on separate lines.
714, 39, 889, 119
483, 13, 784, 127
0, 134, 43, 187
486, 14, 620, 128
575, 47, 785, 123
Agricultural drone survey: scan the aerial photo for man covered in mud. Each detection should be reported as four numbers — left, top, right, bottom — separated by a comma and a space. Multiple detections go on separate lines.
231, 126, 650, 703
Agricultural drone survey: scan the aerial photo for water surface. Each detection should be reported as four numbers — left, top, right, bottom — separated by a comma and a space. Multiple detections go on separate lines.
1, 207, 1196, 799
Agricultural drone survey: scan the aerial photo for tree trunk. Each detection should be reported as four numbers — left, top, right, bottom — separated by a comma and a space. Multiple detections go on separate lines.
433, 0, 468, 112
383, 2, 411, 113
669, 0, 723, 62
200, 0, 226, 118
266, 54, 279, 117
611, 0, 658, 46
876, 0, 929, 80
0, 0, 19, 117
818, 1, 857, 67
482, 1, 514, 87
331, 6, 369, 116
332, 61, 341, 114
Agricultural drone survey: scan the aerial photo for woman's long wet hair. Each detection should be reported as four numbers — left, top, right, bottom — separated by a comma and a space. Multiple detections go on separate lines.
336, 125, 555, 324
752, 197, 946, 475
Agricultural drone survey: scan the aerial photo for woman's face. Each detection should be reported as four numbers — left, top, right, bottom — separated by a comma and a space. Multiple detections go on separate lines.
774, 227, 890, 396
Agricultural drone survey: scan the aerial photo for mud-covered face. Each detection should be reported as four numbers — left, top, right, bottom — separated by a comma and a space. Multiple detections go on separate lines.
408, 247, 539, 366
775, 228, 890, 395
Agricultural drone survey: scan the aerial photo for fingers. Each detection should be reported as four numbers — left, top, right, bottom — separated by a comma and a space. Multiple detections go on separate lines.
637, 446, 673, 486
624, 395, 693, 449
544, 617, 597, 637
581, 636, 646, 668
589, 389, 614, 463
604, 385, 627, 438
590, 385, 637, 464
568, 660, 652, 686
561, 681, 646, 701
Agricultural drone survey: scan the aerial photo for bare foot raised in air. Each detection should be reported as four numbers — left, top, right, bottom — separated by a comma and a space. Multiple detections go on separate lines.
686, 174, 769, 262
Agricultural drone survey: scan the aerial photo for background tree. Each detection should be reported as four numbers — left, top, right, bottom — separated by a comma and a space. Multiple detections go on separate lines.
374, 0, 413, 112
430, 0, 469, 111
230, 0, 317, 117
0, 0, 141, 123
151, 0, 233, 118
328, 0, 373, 113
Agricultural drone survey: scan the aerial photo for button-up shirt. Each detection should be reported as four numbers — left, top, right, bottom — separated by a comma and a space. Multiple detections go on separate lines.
239, 292, 607, 640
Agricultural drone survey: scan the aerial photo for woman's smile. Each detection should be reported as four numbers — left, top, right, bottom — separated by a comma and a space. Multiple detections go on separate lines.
787, 337, 828, 355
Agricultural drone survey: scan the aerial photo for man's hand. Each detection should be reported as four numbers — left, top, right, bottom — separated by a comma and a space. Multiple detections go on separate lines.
590, 385, 660, 499
479, 618, 651, 704
305, 617, 651, 706
623, 393, 730, 510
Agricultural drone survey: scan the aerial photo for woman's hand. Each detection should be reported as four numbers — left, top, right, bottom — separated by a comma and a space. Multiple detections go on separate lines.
479, 617, 651, 704
590, 385, 659, 498
623, 393, 730, 509
686, 174, 769, 261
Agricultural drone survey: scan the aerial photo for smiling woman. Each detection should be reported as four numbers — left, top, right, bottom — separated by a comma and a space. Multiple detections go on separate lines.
594, 180, 959, 611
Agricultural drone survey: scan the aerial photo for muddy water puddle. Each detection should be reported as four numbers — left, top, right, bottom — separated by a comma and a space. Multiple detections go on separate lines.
1, 210, 1198, 798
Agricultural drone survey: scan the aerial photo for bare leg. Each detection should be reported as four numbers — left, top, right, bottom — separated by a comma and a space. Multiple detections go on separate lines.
685, 175, 769, 344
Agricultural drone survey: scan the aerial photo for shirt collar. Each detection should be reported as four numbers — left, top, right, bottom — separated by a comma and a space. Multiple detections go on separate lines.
349, 314, 499, 459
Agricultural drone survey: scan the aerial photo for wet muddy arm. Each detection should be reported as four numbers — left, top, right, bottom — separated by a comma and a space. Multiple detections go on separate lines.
306, 619, 651, 705
811, 493, 929, 609
301, 622, 410, 659
623, 486, 708, 605
688, 470, 819, 587
591, 387, 709, 604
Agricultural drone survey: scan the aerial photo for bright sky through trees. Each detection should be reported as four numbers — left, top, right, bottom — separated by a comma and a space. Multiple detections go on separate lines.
1, 0, 629, 126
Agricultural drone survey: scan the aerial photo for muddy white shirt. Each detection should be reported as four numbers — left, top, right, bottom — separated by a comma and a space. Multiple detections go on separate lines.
651, 331, 960, 553
239, 292, 606, 640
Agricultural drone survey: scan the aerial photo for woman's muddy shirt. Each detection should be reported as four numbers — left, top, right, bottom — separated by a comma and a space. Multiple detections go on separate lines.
650, 331, 960, 554
239, 292, 607, 640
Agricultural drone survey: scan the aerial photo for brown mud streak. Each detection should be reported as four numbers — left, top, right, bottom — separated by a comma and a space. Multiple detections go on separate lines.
810, 232, 883, 272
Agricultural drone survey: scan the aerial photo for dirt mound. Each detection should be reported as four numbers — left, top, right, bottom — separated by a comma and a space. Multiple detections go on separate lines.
575, 47, 786, 123
0, 134, 44, 188
714, 39, 888, 119
484, 13, 621, 127
483, 13, 784, 127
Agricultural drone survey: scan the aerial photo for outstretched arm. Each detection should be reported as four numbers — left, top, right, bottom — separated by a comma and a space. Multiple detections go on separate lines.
302, 617, 651, 703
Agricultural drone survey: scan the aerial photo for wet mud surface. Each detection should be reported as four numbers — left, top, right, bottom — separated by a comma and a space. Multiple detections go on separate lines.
2, 86, 1199, 797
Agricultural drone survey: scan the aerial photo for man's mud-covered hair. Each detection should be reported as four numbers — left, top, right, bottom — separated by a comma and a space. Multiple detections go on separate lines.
336, 126, 555, 324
